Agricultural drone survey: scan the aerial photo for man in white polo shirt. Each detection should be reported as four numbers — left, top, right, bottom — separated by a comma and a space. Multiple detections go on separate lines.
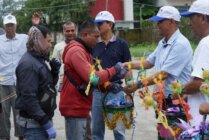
0, 14, 28, 140
52, 21, 76, 92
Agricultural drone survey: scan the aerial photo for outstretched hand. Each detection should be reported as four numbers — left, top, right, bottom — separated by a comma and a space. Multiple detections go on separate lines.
114, 62, 129, 79
123, 82, 138, 94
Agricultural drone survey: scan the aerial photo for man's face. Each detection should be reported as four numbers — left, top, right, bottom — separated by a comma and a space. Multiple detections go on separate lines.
44, 34, 52, 54
189, 14, 203, 37
156, 19, 172, 37
4, 23, 16, 38
63, 24, 76, 43
85, 28, 100, 48
97, 21, 112, 35
32, 16, 41, 25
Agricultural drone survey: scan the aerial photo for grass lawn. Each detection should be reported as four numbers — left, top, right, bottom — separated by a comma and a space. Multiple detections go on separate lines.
129, 42, 156, 58
130, 42, 197, 58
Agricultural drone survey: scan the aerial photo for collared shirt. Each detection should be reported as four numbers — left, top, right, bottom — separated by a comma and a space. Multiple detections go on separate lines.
147, 29, 193, 97
188, 34, 209, 127
92, 35, 131, 83
0, 33, 28, 85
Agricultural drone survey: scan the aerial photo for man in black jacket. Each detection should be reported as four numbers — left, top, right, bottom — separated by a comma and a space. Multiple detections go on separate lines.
15, 25, 61, 140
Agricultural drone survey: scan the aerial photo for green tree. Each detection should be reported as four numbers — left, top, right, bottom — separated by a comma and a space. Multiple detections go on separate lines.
0, 0, 22, 27
133, 0, 158, 21
14, 0, 94, 33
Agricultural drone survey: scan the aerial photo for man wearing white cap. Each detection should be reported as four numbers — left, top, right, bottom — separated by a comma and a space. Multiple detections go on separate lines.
0, 14, 28, 140
181, 0, 209, 128
123, 6, 193, 139
92, 11, 132, 140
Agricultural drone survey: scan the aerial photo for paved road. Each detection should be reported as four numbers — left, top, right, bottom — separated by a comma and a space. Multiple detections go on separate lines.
10, 70, 158, 140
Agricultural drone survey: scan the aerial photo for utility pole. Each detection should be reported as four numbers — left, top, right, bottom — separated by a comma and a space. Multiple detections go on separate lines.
140, 4, 144, 29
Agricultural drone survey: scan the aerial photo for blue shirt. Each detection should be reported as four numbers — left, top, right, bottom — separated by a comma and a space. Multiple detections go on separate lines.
147, 29, 193, 97
0, 33, 28, 85
92, 35, 131, 83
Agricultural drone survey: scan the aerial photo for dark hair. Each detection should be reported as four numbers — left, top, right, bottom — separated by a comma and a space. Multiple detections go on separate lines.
78, 19, 97, 35
34, 24, 51, 38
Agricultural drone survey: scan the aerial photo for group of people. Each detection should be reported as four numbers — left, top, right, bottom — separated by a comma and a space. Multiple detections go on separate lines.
123, 0, 209, 139
0, 0, 209, 140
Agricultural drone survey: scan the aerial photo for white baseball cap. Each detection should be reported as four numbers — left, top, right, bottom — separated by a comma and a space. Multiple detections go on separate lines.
150, 6, 181, 22
3, 14, 17, 25
181, 0, 209, 16
95, 11, 115, 23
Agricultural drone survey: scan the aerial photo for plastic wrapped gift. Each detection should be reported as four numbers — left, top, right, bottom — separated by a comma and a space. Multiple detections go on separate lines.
103, 91, 134, 130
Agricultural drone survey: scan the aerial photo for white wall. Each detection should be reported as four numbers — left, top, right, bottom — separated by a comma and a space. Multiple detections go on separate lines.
123, 0, 134, 29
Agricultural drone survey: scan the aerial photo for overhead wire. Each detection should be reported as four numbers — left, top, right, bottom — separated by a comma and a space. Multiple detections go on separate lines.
19, 0, 96, 10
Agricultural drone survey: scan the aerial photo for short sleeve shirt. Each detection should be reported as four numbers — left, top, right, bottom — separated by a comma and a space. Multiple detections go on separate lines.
147, 29, 193, 97
92, 35, 131, 83
188, 35, 209, 127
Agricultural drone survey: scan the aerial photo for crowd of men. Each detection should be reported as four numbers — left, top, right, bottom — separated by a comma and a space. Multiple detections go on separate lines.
0, 0, 209, 140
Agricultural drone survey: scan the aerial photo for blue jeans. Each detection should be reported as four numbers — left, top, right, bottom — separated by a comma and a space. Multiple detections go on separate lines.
92, 89, 125, 140
22, 127, 49, 140
65, 117, 88, 140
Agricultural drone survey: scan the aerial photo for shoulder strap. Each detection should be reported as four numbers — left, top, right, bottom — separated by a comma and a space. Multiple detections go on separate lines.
64, 69, 88, 97
64, 70, 81, 90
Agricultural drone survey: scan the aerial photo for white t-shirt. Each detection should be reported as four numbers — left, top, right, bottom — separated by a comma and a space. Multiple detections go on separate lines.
188, 35, 209, 127
52, 41, 66, 79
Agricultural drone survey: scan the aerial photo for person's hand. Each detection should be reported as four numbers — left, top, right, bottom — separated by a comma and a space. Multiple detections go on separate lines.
114, 62, 122, 73
42, 121, 56, 139
114, 62, 128, 78
122, 62, 130, 68
109, 83, 123, 93
50, 58, 61, 74
199, 102, 209, 115
123, 82, 138, 94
